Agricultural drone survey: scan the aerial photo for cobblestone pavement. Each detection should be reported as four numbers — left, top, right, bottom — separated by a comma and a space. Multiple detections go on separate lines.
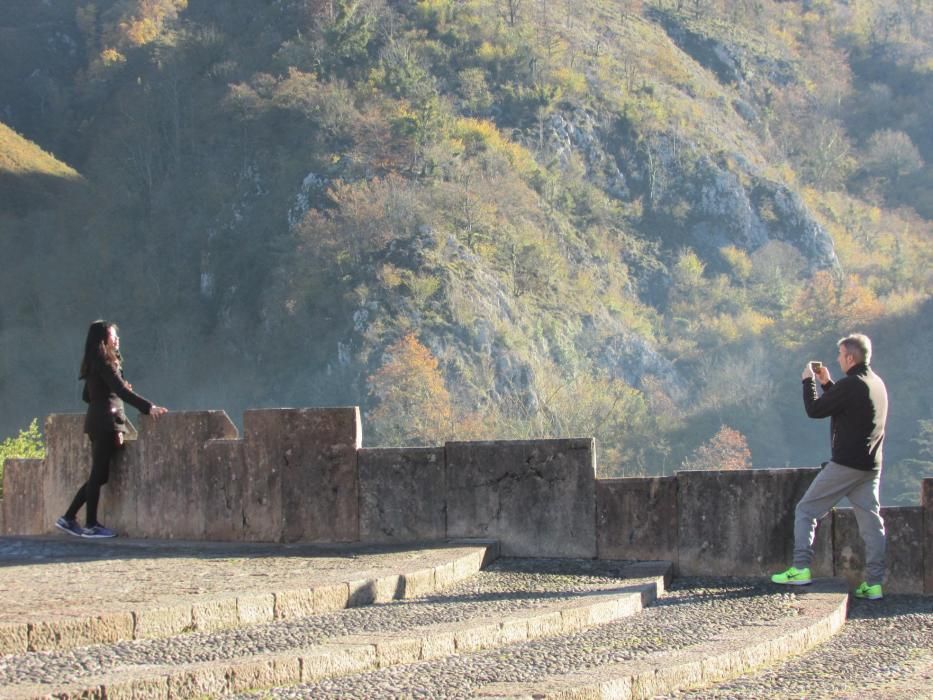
1, 537, 929, 700
667, 593, 933, 699
0, 555, 650, 688
0, 536, 477, 623
229, 576, 811, 699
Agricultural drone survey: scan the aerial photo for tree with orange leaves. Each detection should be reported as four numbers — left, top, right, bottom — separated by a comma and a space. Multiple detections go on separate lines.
783, 270, 884, 344
683, 425, 752, 471
366, 333, 455, 446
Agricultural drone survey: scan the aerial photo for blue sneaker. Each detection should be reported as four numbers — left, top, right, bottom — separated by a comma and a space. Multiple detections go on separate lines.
55, 517, 84, 537
81, 524, 117, 539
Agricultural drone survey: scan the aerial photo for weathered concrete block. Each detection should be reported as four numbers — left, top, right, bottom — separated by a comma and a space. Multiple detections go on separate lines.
834, 506, 924, 593
344, 572, 404, 606
358, 447, 446, 542
924, 479, 933, 595
133, 605, 192, 639
677, 468, 832, 577
274, 589, 315, 620
28, 613, 134, 652
373, 573, 404, 603
166, 664, 228, 697
237, 592, 274, 625
104, 675, 168, 700
101, 428, 143, 535
299, 644, 377, 681
227, 656, 301, 693
401, 567, 435, 598
313, 582, 349, 612
48, 683, 107, 700
452, 548, 487, 581
522, 609, 563, 639
446, 439, 597, 557
1, 458, 46, 535
499, 617, 529, 644
419, 626, 456, 659
597, 477, 677, 564
346, 576, 378, 607
585, 593, 641, 624
42, 414, 90, 534
243, 408, 361, 543
191, 598, 239, 632
202, 438, 247, 541
454, 619, 502, 652
370, 636, 423, 666
336, 634, 422, 667
0, 622, 28, 655
128, 411, 238, 539
433, 559, 458, 589
558, 605, 590, 632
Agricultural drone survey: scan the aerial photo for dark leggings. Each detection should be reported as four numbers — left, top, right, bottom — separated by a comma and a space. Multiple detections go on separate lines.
65, 433, 117, 527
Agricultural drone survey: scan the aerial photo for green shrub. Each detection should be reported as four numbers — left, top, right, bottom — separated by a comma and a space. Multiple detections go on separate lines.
0, 419, 45, 498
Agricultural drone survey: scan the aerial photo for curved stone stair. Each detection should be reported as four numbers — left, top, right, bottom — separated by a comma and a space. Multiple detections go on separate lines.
0, 538, 893, 700
0, 544, 669, 699
227, 576, 852, 700
0, 537, 498, 656
474, 579, 849, 700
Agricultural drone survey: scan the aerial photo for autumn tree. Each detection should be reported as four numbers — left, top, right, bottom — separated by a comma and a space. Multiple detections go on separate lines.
863, 129, 924, 196
366, 333, 455, 446
783, 270, 884, 345
295, 175, 421, 270
683, 425, 751, 471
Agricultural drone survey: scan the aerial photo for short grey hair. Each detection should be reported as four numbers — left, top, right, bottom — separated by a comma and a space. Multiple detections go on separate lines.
838, 333, 872, 365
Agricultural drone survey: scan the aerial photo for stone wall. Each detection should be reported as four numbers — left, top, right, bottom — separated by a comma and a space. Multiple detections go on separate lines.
834, 507, 924, 593
1, 409, 931, 593
358, 447, 446, 543
926, 479, 933, 594
445, 439, 597, 557
597, 477, 678, 564
676, 468, 833, 579
2, 408, 361, 543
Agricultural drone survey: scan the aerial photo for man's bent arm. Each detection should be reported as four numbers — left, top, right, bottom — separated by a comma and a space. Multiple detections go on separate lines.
802, 376, 848, 418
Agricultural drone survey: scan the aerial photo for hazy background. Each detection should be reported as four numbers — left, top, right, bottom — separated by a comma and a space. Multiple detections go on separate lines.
1, 0, 930, 503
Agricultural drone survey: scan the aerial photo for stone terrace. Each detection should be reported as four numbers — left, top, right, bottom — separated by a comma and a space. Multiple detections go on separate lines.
3, 409, 931, 593
0, 536, 929, 699
1, 408, 931, 697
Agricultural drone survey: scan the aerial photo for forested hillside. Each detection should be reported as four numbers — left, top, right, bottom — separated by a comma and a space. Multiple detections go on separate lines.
1, 0, 931, 503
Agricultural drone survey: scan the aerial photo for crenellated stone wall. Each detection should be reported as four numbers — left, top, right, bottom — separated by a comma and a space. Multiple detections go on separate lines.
2, 408, 361, 544
1, 408, 930, 594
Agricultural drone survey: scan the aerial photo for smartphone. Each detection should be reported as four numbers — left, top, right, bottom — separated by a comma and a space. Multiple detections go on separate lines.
810, 361, 822, 372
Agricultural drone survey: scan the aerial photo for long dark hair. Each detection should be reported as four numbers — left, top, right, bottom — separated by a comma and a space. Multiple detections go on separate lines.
80, 320, 121, 379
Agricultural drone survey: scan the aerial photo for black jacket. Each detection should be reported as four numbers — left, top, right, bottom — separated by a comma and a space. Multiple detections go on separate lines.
802, 363, 888, 471
82, 361, 153, 437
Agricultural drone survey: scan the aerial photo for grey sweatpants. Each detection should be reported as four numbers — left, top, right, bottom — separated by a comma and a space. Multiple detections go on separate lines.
793, 461, 886, 585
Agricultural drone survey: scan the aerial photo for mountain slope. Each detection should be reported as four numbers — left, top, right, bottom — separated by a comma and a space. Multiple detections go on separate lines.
0, 121, 83, 215
0, 0, 930, 503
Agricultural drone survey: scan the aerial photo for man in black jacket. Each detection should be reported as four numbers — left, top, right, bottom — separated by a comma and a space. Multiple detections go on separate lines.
771, 333, 888, 599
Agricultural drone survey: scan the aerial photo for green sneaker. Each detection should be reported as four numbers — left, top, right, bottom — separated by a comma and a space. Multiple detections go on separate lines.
771, 566, 812, 585
854, 582, 883, 600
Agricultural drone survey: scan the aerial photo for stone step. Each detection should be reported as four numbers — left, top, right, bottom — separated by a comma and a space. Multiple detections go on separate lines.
475, 579, 849, 699
662, 591, 933, 699
0, 559, 670, 699
221, 575, 852, 699
0, 537, 497, 655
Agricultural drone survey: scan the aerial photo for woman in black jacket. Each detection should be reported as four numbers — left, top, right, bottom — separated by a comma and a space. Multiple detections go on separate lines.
55, 320, 167, 538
